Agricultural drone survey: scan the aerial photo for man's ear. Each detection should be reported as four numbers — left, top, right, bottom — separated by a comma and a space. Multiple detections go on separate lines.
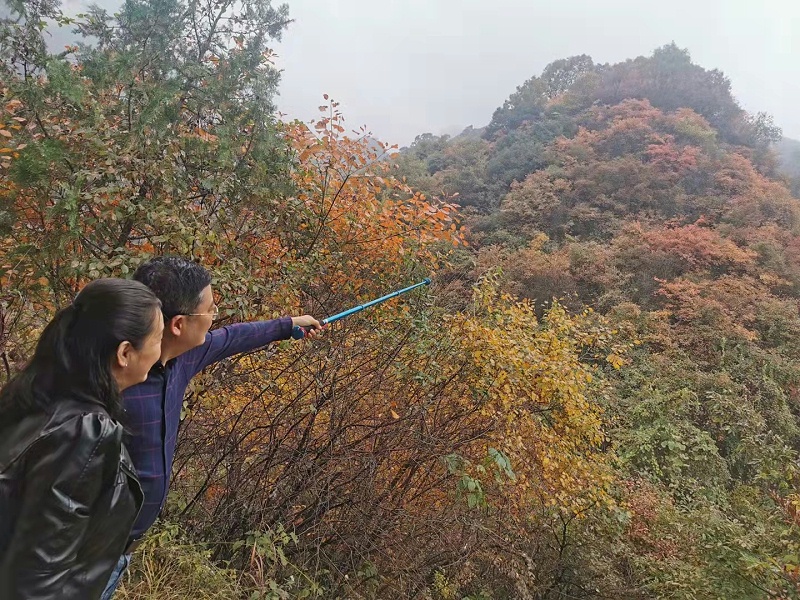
115, 340, 134, 369
166, 315, 185, 337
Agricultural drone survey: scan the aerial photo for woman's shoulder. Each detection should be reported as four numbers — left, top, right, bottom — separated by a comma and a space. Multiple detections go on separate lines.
0, 401, 122, 474
45, 400, 124, 444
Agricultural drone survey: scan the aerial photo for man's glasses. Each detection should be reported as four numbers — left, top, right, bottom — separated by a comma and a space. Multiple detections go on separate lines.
182, 304, 220, 319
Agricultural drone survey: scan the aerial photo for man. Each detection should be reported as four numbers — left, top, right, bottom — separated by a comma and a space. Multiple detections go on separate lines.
101, 257, 320, 599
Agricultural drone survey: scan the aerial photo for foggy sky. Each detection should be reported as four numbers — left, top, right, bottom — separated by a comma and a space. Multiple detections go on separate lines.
48, 0, 800, 146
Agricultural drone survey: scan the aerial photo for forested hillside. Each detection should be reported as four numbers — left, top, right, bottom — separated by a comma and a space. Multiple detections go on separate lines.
2, 0, 800, 596
395, 44, 800, 599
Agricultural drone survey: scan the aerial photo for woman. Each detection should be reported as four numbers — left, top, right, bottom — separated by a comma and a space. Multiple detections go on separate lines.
0, 278, 164, 599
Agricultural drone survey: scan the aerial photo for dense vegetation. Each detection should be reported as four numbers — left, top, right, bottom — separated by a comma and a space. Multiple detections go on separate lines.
395, 43, 800, 600
2, 1, 800, 597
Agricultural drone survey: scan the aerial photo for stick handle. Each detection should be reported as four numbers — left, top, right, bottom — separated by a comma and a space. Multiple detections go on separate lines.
291, 278, 431, 339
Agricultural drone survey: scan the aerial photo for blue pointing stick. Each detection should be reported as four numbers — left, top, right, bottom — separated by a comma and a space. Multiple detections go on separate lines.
291, 278, 432, 340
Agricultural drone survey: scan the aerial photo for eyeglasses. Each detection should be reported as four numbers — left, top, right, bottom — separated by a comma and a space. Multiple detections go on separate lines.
182, 304, 220, 319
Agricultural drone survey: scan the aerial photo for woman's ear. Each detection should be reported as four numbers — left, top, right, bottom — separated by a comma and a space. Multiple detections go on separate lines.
115, 340, 134, 369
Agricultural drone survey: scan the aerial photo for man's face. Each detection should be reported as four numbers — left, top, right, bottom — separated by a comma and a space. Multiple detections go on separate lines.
182, 284, 218, 350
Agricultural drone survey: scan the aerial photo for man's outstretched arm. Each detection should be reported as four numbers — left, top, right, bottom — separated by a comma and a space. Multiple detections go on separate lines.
185, 315, 320, 374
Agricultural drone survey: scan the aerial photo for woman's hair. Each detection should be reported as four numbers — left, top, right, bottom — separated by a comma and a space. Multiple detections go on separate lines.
0, 278, 161, 421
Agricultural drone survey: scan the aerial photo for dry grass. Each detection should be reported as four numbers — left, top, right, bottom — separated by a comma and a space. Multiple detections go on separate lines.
114, 524, 244, 600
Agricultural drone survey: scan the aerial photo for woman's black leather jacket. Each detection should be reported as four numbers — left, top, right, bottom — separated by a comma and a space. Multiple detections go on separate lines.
0, 396, 143, 599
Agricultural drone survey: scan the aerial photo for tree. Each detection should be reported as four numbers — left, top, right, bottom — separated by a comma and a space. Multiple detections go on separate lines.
540, 54, 595, 99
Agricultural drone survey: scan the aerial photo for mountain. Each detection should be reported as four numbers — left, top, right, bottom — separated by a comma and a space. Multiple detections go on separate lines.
395, 43, 800, 598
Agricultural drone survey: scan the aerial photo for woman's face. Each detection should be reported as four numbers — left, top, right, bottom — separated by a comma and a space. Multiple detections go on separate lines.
115, 309, 165, 391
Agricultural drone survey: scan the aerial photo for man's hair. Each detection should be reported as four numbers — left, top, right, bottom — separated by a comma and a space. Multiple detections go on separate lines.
133, 256, 212, 319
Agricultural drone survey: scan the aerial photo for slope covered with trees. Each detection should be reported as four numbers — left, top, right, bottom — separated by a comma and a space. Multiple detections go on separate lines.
396, 44, 800, 599
0, 1, 622, 598
2, 0, 800, 596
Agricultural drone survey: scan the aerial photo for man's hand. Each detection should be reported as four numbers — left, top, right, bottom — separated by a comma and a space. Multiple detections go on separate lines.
291, 315, 323, 339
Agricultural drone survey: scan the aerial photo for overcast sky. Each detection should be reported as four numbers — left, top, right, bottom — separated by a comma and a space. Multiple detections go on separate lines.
54, 0, 800, 146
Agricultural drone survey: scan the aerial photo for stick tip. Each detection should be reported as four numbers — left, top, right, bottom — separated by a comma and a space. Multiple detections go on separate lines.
423, 278, 432, 285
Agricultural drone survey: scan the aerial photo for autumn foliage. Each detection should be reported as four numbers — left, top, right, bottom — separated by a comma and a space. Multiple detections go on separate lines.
396, 44, 800, 598
0, 2, 631, 598
4, 2, 800, 597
